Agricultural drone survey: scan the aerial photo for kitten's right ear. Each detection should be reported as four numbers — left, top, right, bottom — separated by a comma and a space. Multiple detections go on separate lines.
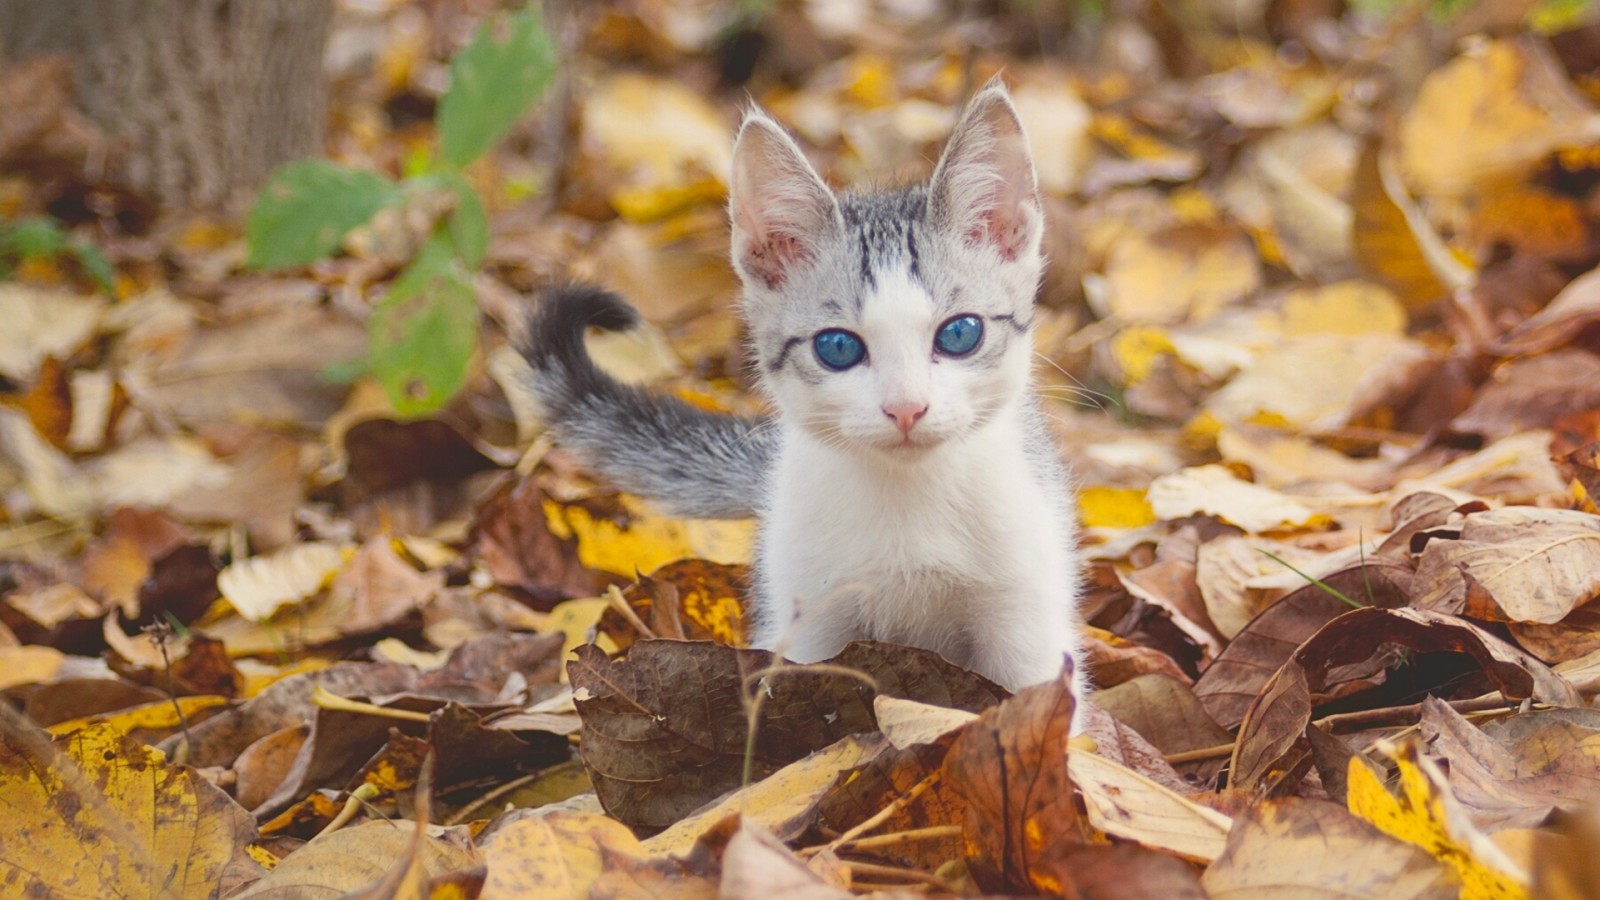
729, 110, 841, 290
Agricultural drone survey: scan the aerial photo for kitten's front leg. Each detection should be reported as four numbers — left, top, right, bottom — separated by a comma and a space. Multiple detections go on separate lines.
752, 586, 861, 664
966, 585, 1083, 697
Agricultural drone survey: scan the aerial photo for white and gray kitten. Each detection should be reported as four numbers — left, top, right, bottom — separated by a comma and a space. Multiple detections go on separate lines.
523, 81, 1084, 694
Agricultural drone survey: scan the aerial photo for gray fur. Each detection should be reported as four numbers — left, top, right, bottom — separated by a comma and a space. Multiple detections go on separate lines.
518, 285, 776, 519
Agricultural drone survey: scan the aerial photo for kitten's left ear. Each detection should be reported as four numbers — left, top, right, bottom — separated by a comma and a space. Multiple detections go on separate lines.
929, 79, 1042, 262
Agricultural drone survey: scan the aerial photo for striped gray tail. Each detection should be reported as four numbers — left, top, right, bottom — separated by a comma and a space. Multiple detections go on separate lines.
518, 285, 773, 519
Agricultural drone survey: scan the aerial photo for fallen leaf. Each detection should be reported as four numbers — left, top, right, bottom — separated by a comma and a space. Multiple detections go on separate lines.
567, 639, 1003, 830
0, 720, 260, 897
231, 819, 476, 898
1419, 699, 1600, 832
477, 808, 717, 899
718, 820, 852, 900
641, 734, 887, 858
1453, 351, 1600, 443
1194, 564, 1408, 728
0, 284, 104, 382
1348, 741, 1529, 896
1095, 224, 1261, 325
1203, 797, 1458, 898
1411, 505, 1600, 624
1146, 464, 1325, 532
1070, 749, 1232, 862
941, 667, 1082, 894
1203, 334, 1433, 433
218, 541, 351, 621
1399, 37, 1599, 200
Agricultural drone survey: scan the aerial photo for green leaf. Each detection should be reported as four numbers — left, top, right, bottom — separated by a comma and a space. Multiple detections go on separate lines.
368, 233, 480, 417
445, 177, 490, 267
68, 242, 117, 295
2, 218, 67, 258
437, 6, 556, 168
246, 161, 400, 270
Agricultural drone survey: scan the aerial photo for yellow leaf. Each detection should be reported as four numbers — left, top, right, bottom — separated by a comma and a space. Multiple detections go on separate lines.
0, 721, 257, 897
1110, 326, 1176, 385
1352, 140, 1477, 309
1347, 747, 1528, 899
1400, 38, 1599, 199
1078, 486, 1157, 529
0, 645, 65, 691
609, 175, 726, 224
1468, 186, 1589, 262
479, 811, 646, 897
544, 496, 753, 577
47, 695, 231, 738
546, 596, 620, 671
844, 54, 896, 108
1099, 225, 1261, 324
1280, 281, 1407, 336
640, 733, 883, 858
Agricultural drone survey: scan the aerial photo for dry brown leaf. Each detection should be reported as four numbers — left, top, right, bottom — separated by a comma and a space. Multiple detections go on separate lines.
130, 306, 366, 429
1411, 505, 1600, 624
1419, 698, 1600, 832
232, 820, 476, 898
568, 640, 1002, 831
1450, 351, 1600, 442
941, 667, 1082, 894
718, 820, 852, 900
1496, 262, 1600, 355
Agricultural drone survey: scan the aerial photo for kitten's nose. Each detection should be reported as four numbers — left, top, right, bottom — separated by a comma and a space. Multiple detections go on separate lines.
882, 402, 928, 435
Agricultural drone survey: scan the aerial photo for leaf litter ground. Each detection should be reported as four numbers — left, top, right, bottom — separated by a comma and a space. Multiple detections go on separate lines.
5, 1, 1600, 897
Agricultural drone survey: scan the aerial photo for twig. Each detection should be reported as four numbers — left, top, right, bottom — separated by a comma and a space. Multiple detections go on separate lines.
831, 825, 963, 854
313, 782, 383, 839
310, 685, 431, 722
605, 584, 655, 641
797, 771, 944, 858
1162, 695, 1529, 765
838, 860, 962, 892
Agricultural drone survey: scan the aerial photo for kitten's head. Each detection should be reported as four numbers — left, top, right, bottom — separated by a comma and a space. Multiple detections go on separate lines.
728, 79, 1045, 459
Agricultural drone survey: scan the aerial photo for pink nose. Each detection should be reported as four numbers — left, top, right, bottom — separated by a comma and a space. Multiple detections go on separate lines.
882, 402, 928, 435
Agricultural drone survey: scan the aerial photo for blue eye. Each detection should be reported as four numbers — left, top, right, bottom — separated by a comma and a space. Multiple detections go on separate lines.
934, 315, 983, 357
813, 329, 866, 370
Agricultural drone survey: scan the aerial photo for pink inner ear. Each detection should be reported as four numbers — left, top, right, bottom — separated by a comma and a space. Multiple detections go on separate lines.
741, 231, 807, 290
970, 208, 1022, 262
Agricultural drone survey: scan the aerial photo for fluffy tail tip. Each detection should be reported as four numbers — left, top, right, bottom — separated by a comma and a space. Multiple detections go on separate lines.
520, 284, 639, 368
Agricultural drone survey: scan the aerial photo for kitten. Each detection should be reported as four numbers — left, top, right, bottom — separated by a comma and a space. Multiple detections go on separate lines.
523, 80, 1084, 694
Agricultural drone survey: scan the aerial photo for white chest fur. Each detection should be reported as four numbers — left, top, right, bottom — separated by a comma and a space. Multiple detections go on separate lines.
754, 405, 1082, 691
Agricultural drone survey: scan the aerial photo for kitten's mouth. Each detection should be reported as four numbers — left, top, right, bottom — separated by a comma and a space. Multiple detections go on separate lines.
882, 433, 940, 455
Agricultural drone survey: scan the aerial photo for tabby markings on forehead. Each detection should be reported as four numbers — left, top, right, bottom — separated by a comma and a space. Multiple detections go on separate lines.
840, 190, 930, 296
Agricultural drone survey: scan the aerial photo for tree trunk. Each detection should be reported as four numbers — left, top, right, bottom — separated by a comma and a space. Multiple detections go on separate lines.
0, 0, 333, 209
